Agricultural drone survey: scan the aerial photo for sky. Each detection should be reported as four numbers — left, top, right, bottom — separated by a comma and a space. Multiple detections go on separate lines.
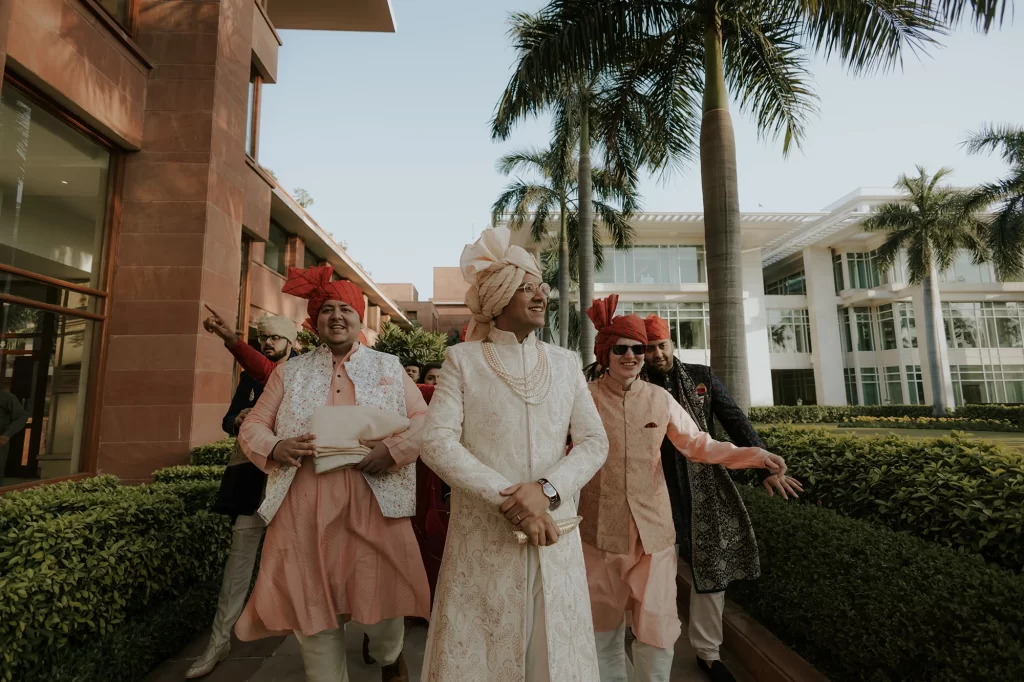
258, 1, 1024, 300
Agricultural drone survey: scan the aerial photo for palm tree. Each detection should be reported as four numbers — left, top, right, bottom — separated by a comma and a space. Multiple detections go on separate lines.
492, 140, 639, 349
489, 0, 1004, 410
863, 167, 987, 416
963, 123, 1024, 279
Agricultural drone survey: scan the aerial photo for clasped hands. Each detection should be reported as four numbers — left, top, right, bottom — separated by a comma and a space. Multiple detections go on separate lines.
500, 482, 559, 547
269, 433, 396, 475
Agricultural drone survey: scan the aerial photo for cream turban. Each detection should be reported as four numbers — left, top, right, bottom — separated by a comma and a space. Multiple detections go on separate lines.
460, 226, 542, 342
257, 315, 298, 343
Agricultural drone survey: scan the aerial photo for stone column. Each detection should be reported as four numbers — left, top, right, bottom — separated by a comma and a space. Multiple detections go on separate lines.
803, 246, 847, 405
98, 0, 254, 482
742, 249, 773, 406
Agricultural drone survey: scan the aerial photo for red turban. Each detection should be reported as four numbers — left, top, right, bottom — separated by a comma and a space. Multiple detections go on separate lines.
282, 264, 365, 332
644, 314, 671, 343
459, 325, 468, 343
586, 295, 647, 367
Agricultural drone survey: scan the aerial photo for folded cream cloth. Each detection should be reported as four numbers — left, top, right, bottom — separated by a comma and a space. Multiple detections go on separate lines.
309, 405, 410, 474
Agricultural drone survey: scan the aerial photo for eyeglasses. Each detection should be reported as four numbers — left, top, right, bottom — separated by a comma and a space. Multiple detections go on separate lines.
258, 335, 287, 344
611, 344, 645, 356
516, 282, 551, 298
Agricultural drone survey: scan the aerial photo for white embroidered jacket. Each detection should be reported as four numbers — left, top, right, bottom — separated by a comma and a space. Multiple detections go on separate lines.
256, 344, 414, 524
419, 327, 609, 682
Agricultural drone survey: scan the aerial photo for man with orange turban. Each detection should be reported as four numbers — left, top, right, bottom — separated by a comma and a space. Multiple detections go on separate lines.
642, 313, 801, 682
581, 297, 787, 682
233, 264, 429, 682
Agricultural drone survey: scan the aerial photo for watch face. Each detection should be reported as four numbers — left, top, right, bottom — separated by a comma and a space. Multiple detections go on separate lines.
542, 481, 556, 498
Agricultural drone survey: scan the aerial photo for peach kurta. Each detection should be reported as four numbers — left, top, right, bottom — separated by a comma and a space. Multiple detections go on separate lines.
235, 347, 431, 639
582, 376, 770, 647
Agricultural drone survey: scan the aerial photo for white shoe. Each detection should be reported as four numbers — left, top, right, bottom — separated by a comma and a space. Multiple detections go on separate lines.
185, 641, 230, 679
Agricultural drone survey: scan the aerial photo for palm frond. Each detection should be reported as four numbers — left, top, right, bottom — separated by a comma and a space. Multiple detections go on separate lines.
963, 123, 1024, 165
723, 5, 818, 155
920, 0, 1011, 32
795, 0, 943, 75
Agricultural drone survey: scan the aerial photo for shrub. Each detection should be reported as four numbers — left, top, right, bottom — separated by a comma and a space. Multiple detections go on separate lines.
0, 479, 230, 682
189, 437, 235, 466
758, 426, 1024, 571
957, 403, 1024, 425
152, 464, 226, 484
749, 404, 933, 423
374, 321, 448, 366
838, 415, 1022, 431
22, 579, 221, 682
730, 488, 1024, 681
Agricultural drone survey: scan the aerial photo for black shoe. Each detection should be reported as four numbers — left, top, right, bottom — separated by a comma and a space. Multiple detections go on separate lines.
697, 657, 737, 682
363, 632, 375, 664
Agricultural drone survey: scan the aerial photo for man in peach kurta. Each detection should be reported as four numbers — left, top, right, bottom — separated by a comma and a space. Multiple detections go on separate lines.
580, 296, 786, 682
236, 265, 429, 682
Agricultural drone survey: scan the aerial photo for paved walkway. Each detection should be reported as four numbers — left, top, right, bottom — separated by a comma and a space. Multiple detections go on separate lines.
145, 618, 754, 682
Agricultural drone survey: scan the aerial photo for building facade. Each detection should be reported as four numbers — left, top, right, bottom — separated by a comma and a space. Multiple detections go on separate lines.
501, 188, 1022, 408
0, 0, 406, 490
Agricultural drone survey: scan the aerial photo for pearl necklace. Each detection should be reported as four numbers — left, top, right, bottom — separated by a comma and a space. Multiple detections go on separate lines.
482, 337, 552, 405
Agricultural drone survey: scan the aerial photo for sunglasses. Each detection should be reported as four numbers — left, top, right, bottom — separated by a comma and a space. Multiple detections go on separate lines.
610, 344, 645, 356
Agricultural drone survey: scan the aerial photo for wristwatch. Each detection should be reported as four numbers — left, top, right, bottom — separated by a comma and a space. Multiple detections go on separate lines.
537, 479, 561, 511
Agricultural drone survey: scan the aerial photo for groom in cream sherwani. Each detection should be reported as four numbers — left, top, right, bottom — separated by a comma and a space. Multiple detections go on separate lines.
420, 226, 609, 682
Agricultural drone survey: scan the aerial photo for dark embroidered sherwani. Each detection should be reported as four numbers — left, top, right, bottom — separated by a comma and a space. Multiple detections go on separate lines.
646, 362, 763, 593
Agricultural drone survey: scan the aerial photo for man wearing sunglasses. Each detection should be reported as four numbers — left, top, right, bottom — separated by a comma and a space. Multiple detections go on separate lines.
642, 314, 802, 682
581, 297, 786, 682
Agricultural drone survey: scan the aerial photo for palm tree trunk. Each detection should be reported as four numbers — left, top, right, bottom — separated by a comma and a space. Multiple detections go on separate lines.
558, 196, 571, 348
577, 93, 596, 364
922, 264, 949, 416
701, 3, 750, 411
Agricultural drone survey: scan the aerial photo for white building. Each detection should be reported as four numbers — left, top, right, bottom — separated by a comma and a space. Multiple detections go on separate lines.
505, 187, 1024, 407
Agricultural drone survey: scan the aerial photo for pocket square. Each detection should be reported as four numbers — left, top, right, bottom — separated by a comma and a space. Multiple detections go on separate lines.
644, 422, 658, 428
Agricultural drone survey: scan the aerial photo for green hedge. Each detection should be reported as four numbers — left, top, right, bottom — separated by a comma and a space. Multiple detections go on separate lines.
0, 478, 230, 682
189, 437, 235, 466
22, 579, 221, 682
758, 426, 1024, 571
152, 464, 227, 484
730, 488, 1024, 681
957, 403, 1024, 425
838, 415, 1022, 431
749, 404, 934, 423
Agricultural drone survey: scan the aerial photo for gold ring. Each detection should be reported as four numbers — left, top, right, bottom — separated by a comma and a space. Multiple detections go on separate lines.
515, 514, 522, 524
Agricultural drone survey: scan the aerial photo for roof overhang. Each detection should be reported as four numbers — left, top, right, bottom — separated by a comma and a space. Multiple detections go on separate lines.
269, 188, 412, 328
267, 0, 396, 32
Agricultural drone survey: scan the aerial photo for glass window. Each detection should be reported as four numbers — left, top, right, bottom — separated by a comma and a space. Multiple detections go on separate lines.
860, 367, 881, 405
771, 369, 816, 405
98, 0, 130, 26
840, 308, 853, 353
943, 302, 986, 349
832, 252, 844, 293
633, 248, 661, 284
897, 302, 918, 348
0, 303, 98, 486
0, 80, 113, 487
765, 270, 807, 295
0, 85, 111, 289
940, 249, 993, 284
906, 365, 925, 404
264, 221, 288, 275
599, 246, 706, 284
303, 244, 321, 271
877, 304, 897, 350
847, 251, 881, 289
617, 302, 708, 350
884, 365, 903, 404
854, 307, 874, 351
950, 364, 1024, 406
246, 68, 261, 159
767, 309, 812, 354
844, 367, 858, 405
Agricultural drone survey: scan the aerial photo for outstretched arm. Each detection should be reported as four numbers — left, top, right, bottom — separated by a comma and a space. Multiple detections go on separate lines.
665, 393, 784, 473
419, 349, 514, 507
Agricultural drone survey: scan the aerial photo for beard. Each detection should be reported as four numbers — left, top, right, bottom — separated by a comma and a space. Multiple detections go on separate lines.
264, 347, 289, 362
